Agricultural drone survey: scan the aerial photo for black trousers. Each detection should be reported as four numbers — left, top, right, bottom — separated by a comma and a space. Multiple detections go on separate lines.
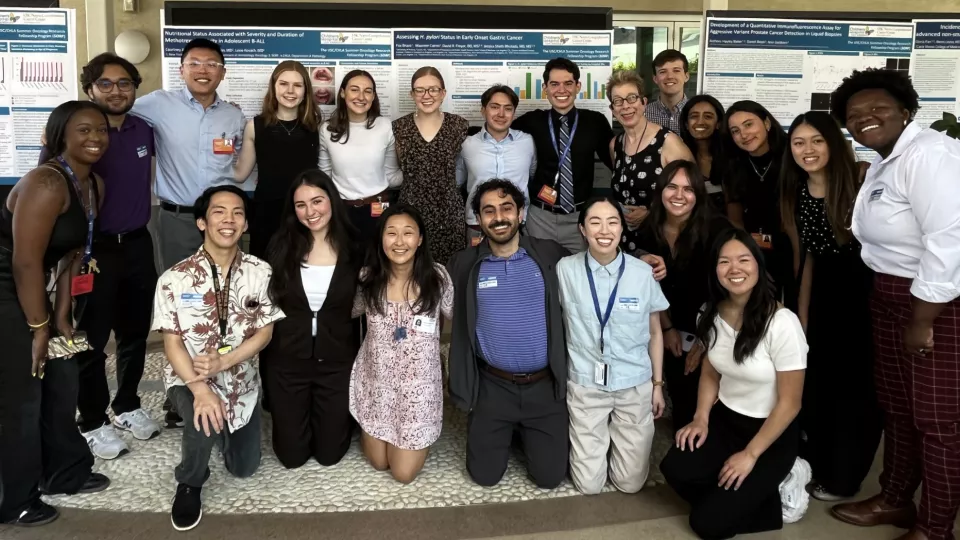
660, 401, 799, 540
466, 370, 568, 489
75, 230, 158, 433
0, 293, 94, 521
266, 357, 354, 469
249, 198, 283, 260
664, 348, 702, 432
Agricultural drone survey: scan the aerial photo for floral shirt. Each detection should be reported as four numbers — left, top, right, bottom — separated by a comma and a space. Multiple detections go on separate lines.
151, 248, 284, 432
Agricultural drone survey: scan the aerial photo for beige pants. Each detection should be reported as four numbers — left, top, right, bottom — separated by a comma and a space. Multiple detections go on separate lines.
567, 380, 655, 495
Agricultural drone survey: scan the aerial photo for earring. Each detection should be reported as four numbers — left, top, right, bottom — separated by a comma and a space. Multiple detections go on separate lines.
903, 119, 907, 126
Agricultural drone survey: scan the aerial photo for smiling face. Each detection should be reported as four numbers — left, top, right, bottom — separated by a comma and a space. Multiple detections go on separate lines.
687, 101, 718, 141
478, 188, 523, 245
653, 60, 689, 99
610, 83, 644, 128
293, 184, 331, 234
198, 191, 248, 250
845, 88, 909, 155
382, 213, 422, 267
716, 239, 759, 297
65, 109, 109, 165
580, 201, 622, 260
412, 74, 445, 115
662, 169, 697, 221
728, 111, 771, 156
274, 69, 306, 111
88, 63, 136, 116
179, 47, 225, 97
482, 91, 516, 136
544, 68, 580, 114
341, 74, 375, 119
790, 122, 830, 175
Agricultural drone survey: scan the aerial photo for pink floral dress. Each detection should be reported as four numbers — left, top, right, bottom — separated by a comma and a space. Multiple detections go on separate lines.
349, 265, 454, 450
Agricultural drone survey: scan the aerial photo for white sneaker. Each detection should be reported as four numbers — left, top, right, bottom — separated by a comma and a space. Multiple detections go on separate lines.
113, 408, 162, 441
779, 457, 812, 524
83, 424, 130, 460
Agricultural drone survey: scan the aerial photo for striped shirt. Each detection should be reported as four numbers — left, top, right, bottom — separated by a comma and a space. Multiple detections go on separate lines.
475, 248, 548, 373
644, 95, 688, 134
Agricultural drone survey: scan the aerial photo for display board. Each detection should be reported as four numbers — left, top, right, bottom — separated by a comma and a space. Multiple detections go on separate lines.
911, 20, 960, 128
0, 7, 77, 185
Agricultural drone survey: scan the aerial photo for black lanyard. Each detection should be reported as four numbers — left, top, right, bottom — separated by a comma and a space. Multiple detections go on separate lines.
203, 250, 236, 344
585, 252, 626, 355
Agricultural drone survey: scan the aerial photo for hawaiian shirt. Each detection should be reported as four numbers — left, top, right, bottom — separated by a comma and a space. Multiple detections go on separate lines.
151, 248, 284, 432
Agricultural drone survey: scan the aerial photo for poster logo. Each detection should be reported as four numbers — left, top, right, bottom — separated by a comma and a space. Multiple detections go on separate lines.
0, 11, 64, 25
7, 13, 20, 23
542, 33, 610, 47
848, 25, 912, 39
321, 32, 390, 45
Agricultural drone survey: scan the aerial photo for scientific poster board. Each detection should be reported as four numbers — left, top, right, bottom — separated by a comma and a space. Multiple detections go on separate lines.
910, 20, 960, 128
0, 8, 77, 185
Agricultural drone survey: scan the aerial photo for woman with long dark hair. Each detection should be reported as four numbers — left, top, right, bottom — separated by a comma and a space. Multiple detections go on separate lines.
350, 203, 453, 483
319, 69, 402, 242
261, 169, 362, 469
781, 111, 881, 503
234, 60, 321, 258
660, 229, 808, 539
722, 100, 797, 308
634, 160, 732, 431
0, 101, 111, 526
678, 95, 726, 211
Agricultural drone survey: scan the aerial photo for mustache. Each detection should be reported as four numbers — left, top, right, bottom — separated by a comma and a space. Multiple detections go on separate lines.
487, 220, 513, 230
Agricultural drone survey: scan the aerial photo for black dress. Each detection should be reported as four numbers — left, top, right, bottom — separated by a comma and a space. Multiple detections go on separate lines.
611, 129, 666, 251
0, 163, 97, 521
250, 115, 320, 259
797, 184, 881, 496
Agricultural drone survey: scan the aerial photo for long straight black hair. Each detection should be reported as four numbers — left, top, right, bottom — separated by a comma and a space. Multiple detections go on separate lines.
695, 228, 778, 364
326, 69, 381, 144
266, 169, 357, 305
678, 95, 725, 167
641, 160, 713, 268
722, 100, 787, 202
359, 203, 444, 316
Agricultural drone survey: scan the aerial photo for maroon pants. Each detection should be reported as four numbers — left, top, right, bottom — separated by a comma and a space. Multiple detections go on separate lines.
872, 274, 960, 540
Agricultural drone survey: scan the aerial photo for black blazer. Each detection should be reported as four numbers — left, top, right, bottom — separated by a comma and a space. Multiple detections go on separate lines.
262, 256, 362, 364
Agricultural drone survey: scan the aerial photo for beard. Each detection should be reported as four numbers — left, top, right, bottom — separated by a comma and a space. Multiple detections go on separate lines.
482, 220, 519, 245
94, 97, 133, 116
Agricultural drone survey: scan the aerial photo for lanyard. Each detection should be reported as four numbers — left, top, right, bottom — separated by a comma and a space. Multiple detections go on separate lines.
202, 249, 236, 343
547, 111, 579, 185
584, 252, 626, 355
55, 156, 94, 266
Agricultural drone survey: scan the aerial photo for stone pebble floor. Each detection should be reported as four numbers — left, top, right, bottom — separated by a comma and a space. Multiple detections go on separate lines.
44, 348, 674, 514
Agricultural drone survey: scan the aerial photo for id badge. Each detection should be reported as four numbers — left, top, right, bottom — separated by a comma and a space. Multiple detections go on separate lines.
594, 362, 608, 386
412, 315, 437, 333
371, 201, 389, 217
470, 236, 482, 247
71, 273, 94, 296
213, 138, 234, 155
537, 185, 558, 205
751, 232, 773, 250
217, 345, 233, 355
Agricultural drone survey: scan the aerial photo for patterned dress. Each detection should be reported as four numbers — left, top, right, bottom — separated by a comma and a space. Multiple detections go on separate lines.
611, 128, 667, 251
393, 113, 469, 265
349, 265, 454, 450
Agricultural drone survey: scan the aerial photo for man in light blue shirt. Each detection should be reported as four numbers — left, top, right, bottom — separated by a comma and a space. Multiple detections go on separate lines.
456, 85, 536, 245
132, 38, 247, 270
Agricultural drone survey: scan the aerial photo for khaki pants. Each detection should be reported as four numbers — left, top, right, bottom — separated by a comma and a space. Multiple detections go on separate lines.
567, 379, 655, 495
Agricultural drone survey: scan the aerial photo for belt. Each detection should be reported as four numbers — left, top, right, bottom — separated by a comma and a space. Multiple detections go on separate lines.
160, 201, 195, 214
343, 190, 389, 207
532, 200, 585, 215
482, 363, 550, 385
95, 226, 149, 245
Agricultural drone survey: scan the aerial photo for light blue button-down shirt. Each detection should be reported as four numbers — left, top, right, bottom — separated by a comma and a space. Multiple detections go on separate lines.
132, 88, 247, 206
456, 126, 536, 225
557, 250, 669, 391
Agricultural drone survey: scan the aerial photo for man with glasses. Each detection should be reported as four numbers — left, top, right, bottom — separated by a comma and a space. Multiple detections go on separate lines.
37, 53, 161, 458
132, 38, 247, 428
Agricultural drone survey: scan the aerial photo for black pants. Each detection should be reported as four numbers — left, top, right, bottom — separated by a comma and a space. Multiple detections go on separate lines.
75, 230, 158, 433
249, 198, 283, 260
267, 357, 354, 469
346, 204, 380, 255
660, 402, 798, 540
466, 370, 568, 489
664, 347, 701, 431
0, 292, 94, 521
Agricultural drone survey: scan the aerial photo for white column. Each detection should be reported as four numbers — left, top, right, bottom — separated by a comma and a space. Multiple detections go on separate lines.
85, 0, 115, 59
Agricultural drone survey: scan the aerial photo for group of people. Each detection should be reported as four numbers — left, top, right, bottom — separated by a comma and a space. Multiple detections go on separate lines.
0, 35, 957, 540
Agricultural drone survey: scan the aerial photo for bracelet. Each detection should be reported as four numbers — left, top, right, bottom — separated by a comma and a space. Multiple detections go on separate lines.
652, 380, 665, 387
28, 315, 50, 329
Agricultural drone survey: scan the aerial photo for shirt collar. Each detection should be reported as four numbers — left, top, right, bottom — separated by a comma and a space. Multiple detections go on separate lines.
180, 86, 223, 109
195, 246, 243, 273
657, 94, 688, 113
551, 106, 577, 122
876, 121, 923, 166
481, 126, 516, 142
586, 250, 623, 275
114, 114, 137, 133
483, 246, 528, 262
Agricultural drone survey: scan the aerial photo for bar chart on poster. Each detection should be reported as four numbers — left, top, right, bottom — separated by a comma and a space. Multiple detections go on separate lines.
0, 8, 77, 185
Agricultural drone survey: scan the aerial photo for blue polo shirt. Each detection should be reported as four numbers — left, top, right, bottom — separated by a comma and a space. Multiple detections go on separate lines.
475, 248, 548, 373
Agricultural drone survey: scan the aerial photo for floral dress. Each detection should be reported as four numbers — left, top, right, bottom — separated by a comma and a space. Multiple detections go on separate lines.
612, 128, 667, 251
348, 265, 454, 450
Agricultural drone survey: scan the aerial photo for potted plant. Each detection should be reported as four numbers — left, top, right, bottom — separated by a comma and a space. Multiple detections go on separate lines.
930, 112, 960, 139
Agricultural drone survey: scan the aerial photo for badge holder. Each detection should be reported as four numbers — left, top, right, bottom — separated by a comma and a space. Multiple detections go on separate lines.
751, 230, 773, 250
371, 196, 389, 218
213, 132, 235, 155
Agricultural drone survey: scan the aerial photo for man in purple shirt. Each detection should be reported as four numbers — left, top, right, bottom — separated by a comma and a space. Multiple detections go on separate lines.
39, 53, 161, 460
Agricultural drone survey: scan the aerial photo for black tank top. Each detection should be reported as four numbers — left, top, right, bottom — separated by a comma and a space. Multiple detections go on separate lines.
253, 114, 320, 201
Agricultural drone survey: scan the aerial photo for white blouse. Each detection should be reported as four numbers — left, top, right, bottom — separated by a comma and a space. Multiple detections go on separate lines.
852, 122, 960, 304
317, 116, 403, 200
301, 264, 334, 336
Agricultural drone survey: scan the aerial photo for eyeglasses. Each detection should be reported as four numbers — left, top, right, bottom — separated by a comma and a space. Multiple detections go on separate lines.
182, 60, 224, 70
94, 78, 135, 92
612, 94, 642, 108
412, 86, 443, 97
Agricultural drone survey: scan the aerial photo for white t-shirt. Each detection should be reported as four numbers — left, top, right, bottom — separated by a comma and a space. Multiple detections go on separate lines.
301, 264, 335, 336
706, 308, 807, 418
317, 116, 403, 200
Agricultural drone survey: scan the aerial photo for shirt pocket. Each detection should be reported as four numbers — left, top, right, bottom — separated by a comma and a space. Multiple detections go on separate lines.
204, 126, 242, 169
609, 308, 650, 363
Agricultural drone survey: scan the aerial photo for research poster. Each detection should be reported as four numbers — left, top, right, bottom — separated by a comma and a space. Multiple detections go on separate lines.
0, 8, 77, 185
910, 20, 960, 128
702, 18, 913, 161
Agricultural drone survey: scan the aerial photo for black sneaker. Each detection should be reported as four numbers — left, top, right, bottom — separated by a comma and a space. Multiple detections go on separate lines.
165, 410, 185, 429
40, 472, 110, 496
171, 484, 202, 532
1, 501, 59, 527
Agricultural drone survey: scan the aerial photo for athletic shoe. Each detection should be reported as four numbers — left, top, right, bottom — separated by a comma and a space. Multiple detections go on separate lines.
1, 501, 59, 527
171, 484, 202, 532
114, 408, 161, 440
810, 481, 848, 502
779, 457, 812, 524
41, 472, 110, 495
83, 424, 130, 460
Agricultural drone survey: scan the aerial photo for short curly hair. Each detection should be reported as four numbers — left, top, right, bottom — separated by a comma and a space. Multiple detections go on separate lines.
830, 68, 919, 127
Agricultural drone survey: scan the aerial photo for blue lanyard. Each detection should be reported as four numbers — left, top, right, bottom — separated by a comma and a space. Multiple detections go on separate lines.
56, 156, 94, 266
584, 252, 626, 355
547, 111, 579, 185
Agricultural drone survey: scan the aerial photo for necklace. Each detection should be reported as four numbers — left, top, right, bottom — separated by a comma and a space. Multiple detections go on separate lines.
278, 118, 299, 136
626, 121, 649, 156
748, 156, 772, 181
